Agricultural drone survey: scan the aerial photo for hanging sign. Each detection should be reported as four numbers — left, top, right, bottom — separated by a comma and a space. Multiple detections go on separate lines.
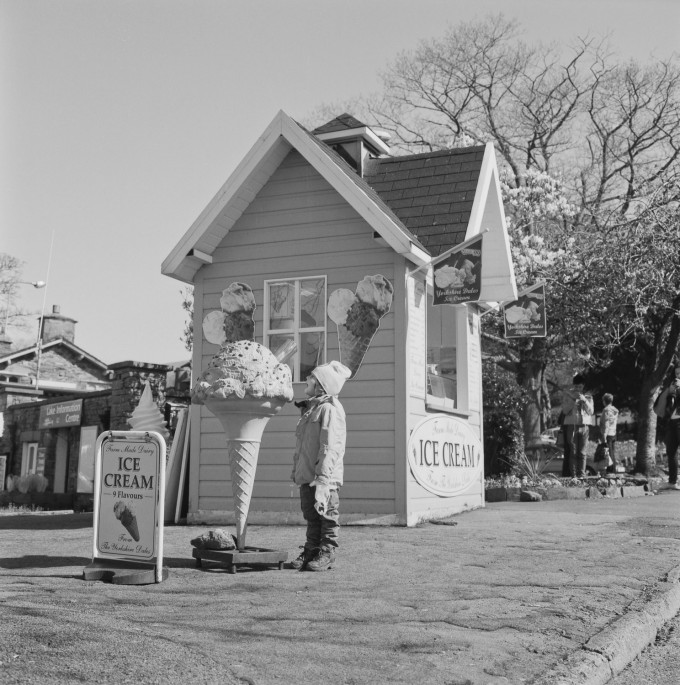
84, 431, 167, 584
503, 283, 547, 338
433, 235, 483, 306
407, 415, 483, 496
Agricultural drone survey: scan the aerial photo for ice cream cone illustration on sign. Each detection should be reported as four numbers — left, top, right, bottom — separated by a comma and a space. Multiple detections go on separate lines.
328, 275, 394, 377
202, 282, 256, 345
192, 339, 294, 550
114, 501, 140, 542
128, 381, 170, 440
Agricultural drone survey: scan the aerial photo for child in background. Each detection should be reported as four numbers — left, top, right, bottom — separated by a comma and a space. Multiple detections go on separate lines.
600, 393, 619, 473
290, 360, 351, 572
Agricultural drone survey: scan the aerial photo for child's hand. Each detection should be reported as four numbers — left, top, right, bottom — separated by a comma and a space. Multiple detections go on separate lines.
310, 480, 330, 515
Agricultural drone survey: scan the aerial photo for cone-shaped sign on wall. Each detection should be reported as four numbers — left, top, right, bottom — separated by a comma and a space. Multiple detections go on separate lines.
503, 282, 547, 338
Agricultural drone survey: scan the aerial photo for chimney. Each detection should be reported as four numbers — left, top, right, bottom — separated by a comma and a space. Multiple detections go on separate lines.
313, 113, 391, 176
40, 305, 77, 344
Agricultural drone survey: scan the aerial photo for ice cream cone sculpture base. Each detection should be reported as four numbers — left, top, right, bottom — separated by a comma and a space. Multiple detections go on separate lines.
192, 546, 288, 574
204, 398, 286, 551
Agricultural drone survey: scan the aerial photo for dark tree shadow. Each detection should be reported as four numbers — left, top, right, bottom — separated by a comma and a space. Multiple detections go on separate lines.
0, 513, 93, 531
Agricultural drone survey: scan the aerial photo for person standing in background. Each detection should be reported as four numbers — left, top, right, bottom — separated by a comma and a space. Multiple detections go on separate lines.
562, 374, 595, 477
654, 364, 680, 489
600, 393, 619, 473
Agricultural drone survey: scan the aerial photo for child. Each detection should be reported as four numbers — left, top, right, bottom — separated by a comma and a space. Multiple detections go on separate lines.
600, 393, 619, 473
290, 360, 351, 572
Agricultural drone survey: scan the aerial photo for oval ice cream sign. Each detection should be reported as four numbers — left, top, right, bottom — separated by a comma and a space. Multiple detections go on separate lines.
408, 415, 482, 496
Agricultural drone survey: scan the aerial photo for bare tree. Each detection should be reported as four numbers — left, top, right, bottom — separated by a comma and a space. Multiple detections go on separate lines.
361, 14, 680, 471
0, 253, 26, 338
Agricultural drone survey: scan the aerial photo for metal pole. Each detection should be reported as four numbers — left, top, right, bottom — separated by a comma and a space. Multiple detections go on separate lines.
35, 230, 55, 391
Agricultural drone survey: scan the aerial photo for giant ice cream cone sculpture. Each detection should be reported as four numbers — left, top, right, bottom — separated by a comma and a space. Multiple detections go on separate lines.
192, 335, 294, 551
203, 396, 287, 550
328, 275, 394, 377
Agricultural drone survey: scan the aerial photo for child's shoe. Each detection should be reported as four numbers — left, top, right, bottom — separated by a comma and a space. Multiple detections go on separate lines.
289, 546, 316, 570
307, 546, 335, 572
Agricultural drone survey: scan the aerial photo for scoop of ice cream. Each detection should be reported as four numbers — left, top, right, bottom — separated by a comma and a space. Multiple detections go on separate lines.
220, 282, 256, 314
355, 275, 394, 315
435, 265, 460, 288
460, 259, 477, 285
192, 340, 294, 404
114, 500, 135, 522
328, 289, 356, 325
128, 382, 170, 440
505, 305, 526, 324
224, 310, 255, 342
346, 301, 381, 338
203, 310, 228, 345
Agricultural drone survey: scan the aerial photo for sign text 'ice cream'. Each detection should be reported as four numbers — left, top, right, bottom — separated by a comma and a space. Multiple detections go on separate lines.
93, 432, 165, 562
408, 415, 482, 496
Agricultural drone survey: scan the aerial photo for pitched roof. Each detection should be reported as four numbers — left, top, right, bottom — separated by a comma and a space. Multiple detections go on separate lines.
0, 337, 109, 371
364, 147, 485, 257
162, 110, 516, 302
162, 110, 431, 282
312, 113, 367, 135
297, 122, 427, 252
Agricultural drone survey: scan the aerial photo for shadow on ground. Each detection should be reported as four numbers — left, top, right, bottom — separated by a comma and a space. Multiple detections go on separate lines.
0, 513, 93, 531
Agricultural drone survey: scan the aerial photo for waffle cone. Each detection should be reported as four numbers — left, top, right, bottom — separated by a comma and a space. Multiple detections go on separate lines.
337, 324, 374, 377
228, 440, 258, 550
204, 397, 287, 550
123, 518, 140, 542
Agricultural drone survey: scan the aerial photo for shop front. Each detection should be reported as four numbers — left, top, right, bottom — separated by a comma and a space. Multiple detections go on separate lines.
2, 361, 184, 510
163, 111, 517, 525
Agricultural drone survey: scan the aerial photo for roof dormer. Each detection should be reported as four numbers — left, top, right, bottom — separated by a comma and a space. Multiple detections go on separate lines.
312, 113, 391, 175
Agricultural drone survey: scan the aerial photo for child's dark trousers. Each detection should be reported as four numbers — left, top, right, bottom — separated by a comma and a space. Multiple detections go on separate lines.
300, 483, 339, 550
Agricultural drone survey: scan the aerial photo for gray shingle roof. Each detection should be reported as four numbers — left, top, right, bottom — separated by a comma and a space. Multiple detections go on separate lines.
364, 147, 485, 257
298, 117, 486, 258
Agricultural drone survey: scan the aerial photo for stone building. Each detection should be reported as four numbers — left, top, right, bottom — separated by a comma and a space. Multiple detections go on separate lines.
0, 305, 189, 508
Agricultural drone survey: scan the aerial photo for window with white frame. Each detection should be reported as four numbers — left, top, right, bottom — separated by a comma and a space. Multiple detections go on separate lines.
264, 276, 326, 382
426, 300, 459, 412
21, 442, 39, 476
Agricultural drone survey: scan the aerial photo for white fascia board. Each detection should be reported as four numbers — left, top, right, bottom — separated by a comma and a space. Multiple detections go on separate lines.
466, 143, 517, 302
161, 111, 290, 282
162, 110, 428, 283
315, 126, 391, 155
280, 115, 426, 265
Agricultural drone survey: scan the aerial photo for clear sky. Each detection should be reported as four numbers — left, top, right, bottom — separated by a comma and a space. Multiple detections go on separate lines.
2, 0, 677, 366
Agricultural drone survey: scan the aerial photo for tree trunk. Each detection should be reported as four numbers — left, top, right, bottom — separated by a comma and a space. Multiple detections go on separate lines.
636, 376, 660, 475
518, 339, 547, 454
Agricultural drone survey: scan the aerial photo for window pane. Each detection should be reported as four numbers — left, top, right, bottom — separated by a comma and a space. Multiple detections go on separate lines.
300, 278, 325, 328
300, 332, 323, 381
427, 299, 457, 405
269, 333, 296, 376
427, 347, 457, 402
269, 282, 295, 330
